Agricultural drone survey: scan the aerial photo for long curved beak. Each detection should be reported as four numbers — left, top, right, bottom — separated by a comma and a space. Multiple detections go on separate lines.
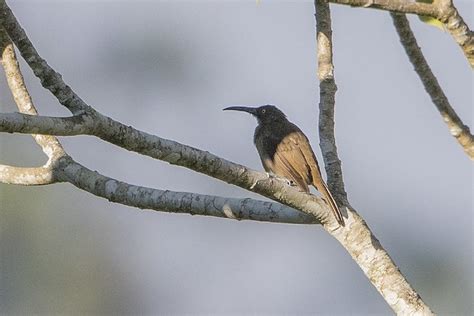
223, 106, 258, 116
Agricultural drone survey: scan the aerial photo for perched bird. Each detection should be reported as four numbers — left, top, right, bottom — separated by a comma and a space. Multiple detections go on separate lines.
224, 105, 344, 226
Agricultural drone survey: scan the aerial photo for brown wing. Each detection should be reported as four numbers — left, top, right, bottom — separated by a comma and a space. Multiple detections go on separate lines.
297, 133, 345, 226
271, 132, 312, 193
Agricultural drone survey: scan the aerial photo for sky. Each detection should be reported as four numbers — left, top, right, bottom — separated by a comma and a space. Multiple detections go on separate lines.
1, 1, 472, 315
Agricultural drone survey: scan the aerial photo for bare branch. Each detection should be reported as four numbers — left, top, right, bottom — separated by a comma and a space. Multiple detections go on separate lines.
56, 156, 318, 224
0, 25, 64, 186
0, 112, 92, 135
437, 0, 474, 67
328, 0, 474, 67
0, 27, 65, 160
314, 0, 434, 314
391, 13, 474, 159
0, 115, 317, 222
0, 26, 318, 226
0, 164, 54, 185
314, 0, 348, 205
0, 1, 89, 115
0, 2, 340, 227
0, 1, 450, 312
329, 0, 439, 16
0, 109, 334, 225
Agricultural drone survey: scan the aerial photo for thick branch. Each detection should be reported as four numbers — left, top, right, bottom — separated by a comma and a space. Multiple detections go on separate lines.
0, 2, 340, 227
56, 156, 318, 224
0, 1, 89, 115
0, 27, 318, 226
0, 110, 335, 225
0, 112, 93, 135
391, 13, 474, 159
0, 164, 54, 185
0, 1, 439, 312
329, 0, 439, 16
314, 1, 434, 314
328, 0, 474, 67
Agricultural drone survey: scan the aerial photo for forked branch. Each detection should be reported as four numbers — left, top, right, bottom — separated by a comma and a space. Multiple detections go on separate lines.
328, 0, 474, 67
391, 12, 474, 159
314, 0, 434, 314
0, 27, 317, 225
0, 1, 341, 228
1, 0, 460, 313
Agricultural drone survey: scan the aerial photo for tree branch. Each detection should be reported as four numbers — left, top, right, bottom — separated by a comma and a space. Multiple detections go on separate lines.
391, 13, 474, 159
0, 164, 54, 185
329, 0, 439, 16
0, 112, 93, 135
314, 0, 434, 314
0, 1, 89, 115
0, 1, 450, 312
0, 1, 341, 228
0, 25, 65, 160
0, 26, 319, 226
315, 0, 348, 205
328, 0, 474, 67
0, 111, 334, 225
56, 156, 318, 224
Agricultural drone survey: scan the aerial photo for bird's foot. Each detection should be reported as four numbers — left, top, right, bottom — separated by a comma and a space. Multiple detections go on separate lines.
250, 173, 271, 190
250, 173, 297, 190
250, 173, 287, 189
268, 173, 297, 187
362, 0, 374, 7
249, 181, 258, 190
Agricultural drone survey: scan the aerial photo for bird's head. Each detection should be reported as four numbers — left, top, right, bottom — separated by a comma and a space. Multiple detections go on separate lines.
223, 105, 287, 125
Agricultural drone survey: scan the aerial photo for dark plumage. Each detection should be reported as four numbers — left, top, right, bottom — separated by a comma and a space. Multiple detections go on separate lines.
224, 105, 344, 226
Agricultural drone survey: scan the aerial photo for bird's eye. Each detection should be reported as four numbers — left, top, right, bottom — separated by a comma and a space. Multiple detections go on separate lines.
261, 109, 266, 114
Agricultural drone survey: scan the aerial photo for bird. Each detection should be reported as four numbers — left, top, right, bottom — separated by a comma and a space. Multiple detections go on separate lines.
223, 104, 344, 226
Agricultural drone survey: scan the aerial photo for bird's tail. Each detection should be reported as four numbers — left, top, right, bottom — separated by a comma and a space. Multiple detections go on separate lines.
314, 181, 345, 226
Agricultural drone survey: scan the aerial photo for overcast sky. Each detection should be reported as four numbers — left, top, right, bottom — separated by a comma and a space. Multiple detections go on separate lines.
1, 1, 472, 315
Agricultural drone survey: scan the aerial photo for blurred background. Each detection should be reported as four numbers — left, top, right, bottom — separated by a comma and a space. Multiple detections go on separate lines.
1, 0, 472, 315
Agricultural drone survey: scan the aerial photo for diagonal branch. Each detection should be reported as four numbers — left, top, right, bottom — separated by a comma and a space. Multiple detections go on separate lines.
0, 1, 341, 227
328, 0, 474, 67
0, 112, 93, 135
314, 0, 434, 314
436, 0, 474, 67
0, 26, 318, 226
0, 110, 334, 225
0, 26, 65, 161
0, 1, 442, 312
56, 156, 318, 225
0, 164, 54, 185
0, 1, 89, 115
391, 13, 474, 159
0, 22, 63, 185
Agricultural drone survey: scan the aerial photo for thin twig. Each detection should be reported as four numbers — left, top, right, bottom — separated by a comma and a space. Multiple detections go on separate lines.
391, 13, 474, 159
328, 0, 474, 67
